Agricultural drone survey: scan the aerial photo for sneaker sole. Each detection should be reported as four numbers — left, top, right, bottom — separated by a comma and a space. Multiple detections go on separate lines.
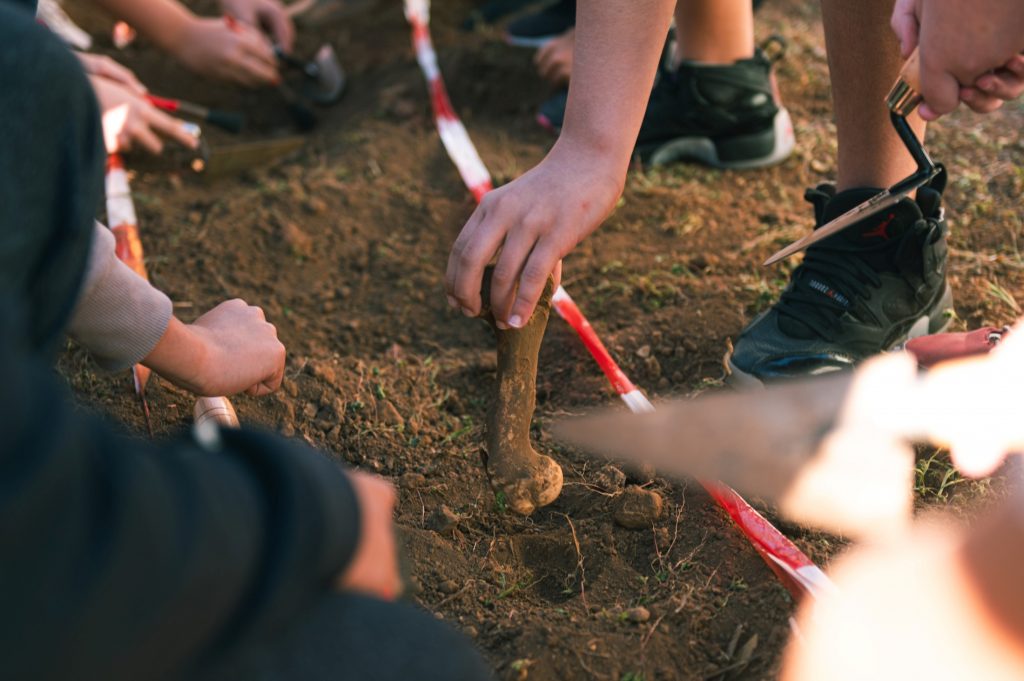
726, 282, 954, 388
639, 108, 796, 170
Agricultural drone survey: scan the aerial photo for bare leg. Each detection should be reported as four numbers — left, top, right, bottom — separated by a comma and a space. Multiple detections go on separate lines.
821, 0, 927, 190
673, 0, 754, 66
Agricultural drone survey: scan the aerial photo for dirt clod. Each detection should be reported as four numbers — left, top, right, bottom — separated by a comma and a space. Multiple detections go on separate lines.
593, 464, 627, 494
614, 486, 664, 529
400, 472, 427, 489
282, 222, 314, 257
426, 504, 460, 534
626, 606, 651, 624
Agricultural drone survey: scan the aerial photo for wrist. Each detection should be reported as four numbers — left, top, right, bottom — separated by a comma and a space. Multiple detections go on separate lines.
547, 136, 628, 197
142, 316, 210, 394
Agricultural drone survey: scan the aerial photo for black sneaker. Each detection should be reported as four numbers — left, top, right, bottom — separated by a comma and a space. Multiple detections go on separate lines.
728, 169, 954, 386
636, 45, 794, 168
505, 0, 574, 48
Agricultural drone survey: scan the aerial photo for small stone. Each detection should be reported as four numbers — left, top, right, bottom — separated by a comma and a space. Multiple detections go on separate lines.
281, 425, 296, 438
810, 158, 832, 174
657, 377, 670, 390
306, 360, 338, 386
304, 197, 328, 214
426, 505, 460, 534
636, 345, 652, 359
463, 625, 479, 638
439, 579, 459, 594
282, 222, 313, 257
593, 464, 627, 494
302, 403, 317, 419
627, 462, 657, 485
644, 356, 662, 379
382, 401, 404, 427
401, 472, 427, 489
614, 486, 664, 529
626, 606, 651, 623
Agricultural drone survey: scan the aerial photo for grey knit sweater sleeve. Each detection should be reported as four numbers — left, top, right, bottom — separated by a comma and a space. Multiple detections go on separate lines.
67, 222, 173, 371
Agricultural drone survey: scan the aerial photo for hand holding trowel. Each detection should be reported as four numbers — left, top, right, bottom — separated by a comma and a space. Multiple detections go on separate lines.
764, 48, 939, 266
556, 322, 1024, 540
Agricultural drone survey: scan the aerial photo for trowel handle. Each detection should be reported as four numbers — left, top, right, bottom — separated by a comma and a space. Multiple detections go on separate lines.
886, 47, 922, 116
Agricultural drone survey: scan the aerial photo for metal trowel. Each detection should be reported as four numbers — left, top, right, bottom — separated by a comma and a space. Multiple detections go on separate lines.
275, 43, 346, 105
764, 48, 939, 266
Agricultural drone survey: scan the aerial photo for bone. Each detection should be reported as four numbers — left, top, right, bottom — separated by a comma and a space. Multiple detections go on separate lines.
478, 268, 563, 515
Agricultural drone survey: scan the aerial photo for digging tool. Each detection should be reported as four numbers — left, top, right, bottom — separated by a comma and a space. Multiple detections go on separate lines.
194, 396, 240, 428
556, 323, 1024, 538
764, 48, 939, 266
145, 95, 245, 134
274, 44, 346, 105
193, 135, 305, 177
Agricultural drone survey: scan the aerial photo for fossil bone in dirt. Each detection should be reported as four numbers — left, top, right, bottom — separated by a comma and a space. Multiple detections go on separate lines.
478, 268, 563, 515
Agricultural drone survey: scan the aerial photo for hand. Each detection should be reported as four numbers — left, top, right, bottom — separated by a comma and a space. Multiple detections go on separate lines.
335, 471, 402, 601
91, 75, 200, 155
174, 16, 279, 87
534, 28, 575, 86
75, 52, 147, 95
220, 0, 295, 52
143, 299, 286, 397
891, 0, 1024, 120
445, 142, 624, 328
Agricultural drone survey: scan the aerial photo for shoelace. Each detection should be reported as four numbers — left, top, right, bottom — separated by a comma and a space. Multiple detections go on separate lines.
775, 245, 884, 340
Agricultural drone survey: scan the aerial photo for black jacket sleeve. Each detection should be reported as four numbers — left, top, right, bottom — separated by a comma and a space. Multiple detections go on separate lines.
0, 302, 361, 681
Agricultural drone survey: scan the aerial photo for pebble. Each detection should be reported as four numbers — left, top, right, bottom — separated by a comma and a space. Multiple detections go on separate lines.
636, 345, 652, 359
592, 464, 627, 494
426, 505, 460, 534
282, 222, 313, 257
614, 486, 664, 529
382, 400, 405, 427
626, 606, 651, 624
302, 403, 317, 419
401, 472, 427, 489
463, 625, 479, 638
439, 579, 459, 594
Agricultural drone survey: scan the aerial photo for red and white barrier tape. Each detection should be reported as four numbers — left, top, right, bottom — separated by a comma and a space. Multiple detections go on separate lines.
105, 154, 152, 401
404, 0, 833, 601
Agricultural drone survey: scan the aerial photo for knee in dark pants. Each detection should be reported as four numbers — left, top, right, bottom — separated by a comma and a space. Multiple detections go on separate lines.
196, 594, 495, 681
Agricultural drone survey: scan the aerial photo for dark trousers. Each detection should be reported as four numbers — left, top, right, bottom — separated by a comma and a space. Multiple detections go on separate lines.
197, 594, 493, 681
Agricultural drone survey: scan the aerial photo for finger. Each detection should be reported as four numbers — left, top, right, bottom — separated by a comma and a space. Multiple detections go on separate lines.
263, 7, 295, 52
445, 205, 486, 308
450, 208, 510, 317
237, 26, 279, 69
959, 87, 1004, 114
552, 259, 563, 290
974, 70, 1024, 102
489, 230, 540, 329
109, 61, 147, 94
506, 241, 560, 329
131, 121, 165, 155
554, 62, 571, 86
146, 107, 201, 149
889, 3, 919, 58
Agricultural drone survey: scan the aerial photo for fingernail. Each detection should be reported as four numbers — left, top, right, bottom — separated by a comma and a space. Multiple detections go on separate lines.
507, 315, 523, 329
461, 307, 476, 318
446, 295, 458, 309
495, 320, 509, 330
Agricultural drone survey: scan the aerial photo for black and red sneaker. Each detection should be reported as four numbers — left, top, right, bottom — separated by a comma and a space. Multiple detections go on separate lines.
728, 169, 954, 386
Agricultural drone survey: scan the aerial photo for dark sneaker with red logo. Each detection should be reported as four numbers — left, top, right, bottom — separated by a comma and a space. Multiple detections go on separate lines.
728, 169, 954, 386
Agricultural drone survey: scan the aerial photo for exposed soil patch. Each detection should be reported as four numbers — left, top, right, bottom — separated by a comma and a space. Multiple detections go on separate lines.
62, 0, 1023, 678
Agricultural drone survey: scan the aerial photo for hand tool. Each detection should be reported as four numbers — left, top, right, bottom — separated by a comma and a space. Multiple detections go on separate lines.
145, 94, 245, 134
274, 43, 346, 105
193, 135, 305, 177
764, 48, 940, 266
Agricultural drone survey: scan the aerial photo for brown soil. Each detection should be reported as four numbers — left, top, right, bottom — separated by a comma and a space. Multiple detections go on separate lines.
61, 0, 1024, 679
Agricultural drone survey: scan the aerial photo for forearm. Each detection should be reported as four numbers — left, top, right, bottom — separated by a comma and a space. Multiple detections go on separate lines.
89, 0, 195, 53
560, 0, 675, 176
